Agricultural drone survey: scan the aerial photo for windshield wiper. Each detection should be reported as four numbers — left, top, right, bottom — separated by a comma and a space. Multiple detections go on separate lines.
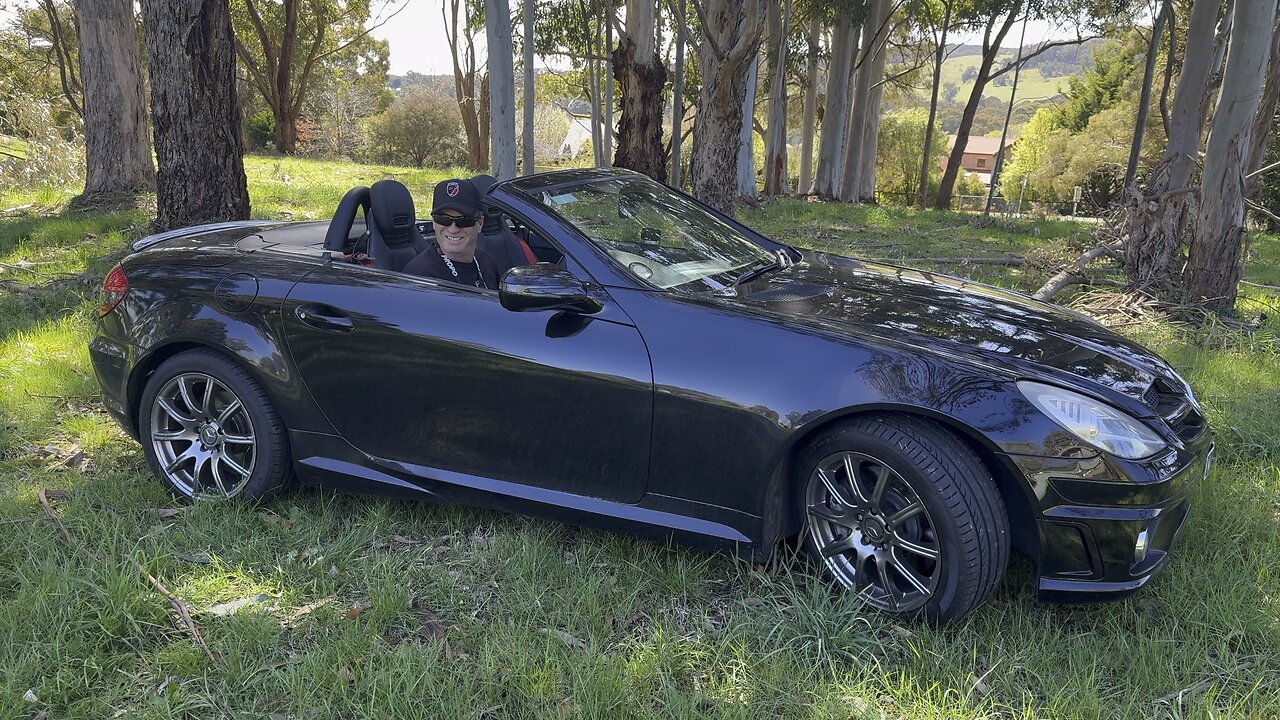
733, 250, 795, 286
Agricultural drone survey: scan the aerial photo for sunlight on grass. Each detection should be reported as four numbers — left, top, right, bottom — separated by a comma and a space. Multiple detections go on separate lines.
1, 157, 1278, 718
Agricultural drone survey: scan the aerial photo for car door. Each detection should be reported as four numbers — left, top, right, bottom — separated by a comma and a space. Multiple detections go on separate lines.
280, 262, 653, 504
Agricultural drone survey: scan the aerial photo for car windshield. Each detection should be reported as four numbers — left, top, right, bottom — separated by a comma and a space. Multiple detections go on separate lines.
520, 174, 775, 291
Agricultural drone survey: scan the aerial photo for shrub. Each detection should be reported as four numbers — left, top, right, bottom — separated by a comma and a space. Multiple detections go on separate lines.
364, 90, 465, 168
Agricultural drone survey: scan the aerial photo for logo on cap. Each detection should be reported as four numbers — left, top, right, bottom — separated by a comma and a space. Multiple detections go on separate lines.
447, 181, 460, 197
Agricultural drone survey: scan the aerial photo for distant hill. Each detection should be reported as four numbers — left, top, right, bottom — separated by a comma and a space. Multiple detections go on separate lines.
388, 72, 456, 95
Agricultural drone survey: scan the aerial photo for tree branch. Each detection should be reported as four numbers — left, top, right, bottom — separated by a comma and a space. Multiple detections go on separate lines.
989, 34, 1100, 81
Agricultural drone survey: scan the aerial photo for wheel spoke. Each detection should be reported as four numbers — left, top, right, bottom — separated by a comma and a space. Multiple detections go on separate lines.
892, 536, 940, 561
222, 433, 254, 445
889, 556, 931, 595
867, 463, 890, 511
157, 397, 196, 426
210, 457, 229, 496
191, 452, 210, 487
164, 446, 197, 474
153, 428, 196, 442
820, 534, 858, 558
807, 502, 850, 526
177, 376, 202, 417
817, 468, 858, 509
220, 453, 251, 481
886, 501, 924, 529
842, 454, 870, 505
201, 376, 215, 418
875, 554, 904, 605
216, 398, 242, 426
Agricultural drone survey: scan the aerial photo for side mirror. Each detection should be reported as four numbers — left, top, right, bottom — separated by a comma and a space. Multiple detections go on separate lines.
500, 263, 603, 314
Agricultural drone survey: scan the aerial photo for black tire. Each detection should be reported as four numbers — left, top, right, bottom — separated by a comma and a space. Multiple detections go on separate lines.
796, 414, 1009, 623
139, 349, 294, 502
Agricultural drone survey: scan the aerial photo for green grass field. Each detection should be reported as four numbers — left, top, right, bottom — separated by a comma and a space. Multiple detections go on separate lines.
1, 156, 1278, 718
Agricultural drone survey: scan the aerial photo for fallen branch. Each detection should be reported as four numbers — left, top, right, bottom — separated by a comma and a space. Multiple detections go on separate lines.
867, 256, 1026, 266
1033, 242, 1124, 301
37, 489, 215, 662
1241, 279, 1280, 292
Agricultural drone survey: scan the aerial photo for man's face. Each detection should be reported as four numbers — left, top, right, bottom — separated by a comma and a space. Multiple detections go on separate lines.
432, 209, 481, 260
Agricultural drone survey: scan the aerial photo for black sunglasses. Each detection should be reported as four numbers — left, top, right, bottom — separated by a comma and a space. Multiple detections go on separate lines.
432, 213, 480, 228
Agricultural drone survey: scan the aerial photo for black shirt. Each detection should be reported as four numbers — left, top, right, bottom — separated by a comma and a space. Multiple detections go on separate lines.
403, 246, 500, 289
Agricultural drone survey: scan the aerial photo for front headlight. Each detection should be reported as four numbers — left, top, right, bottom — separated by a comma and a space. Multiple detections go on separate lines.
1017, 381, 1167, 460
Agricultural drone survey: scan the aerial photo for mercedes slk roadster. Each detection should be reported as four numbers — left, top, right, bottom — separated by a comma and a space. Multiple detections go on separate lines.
90, 169, 1213, 622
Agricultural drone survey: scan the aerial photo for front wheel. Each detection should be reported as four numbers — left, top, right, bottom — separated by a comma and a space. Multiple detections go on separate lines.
797, 415, 1009, 623
139, 349, 293, 502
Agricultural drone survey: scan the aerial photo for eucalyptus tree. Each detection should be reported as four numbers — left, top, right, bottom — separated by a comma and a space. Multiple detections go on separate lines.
613, 0, 668, 179
797, 1, 821, 194
523, 0, 536, 174
140, 0, 249, 229
444, 0, 490, 170
230, 0, 406, 154
813, 3, 860, 198
487, 0, 518, 178
1123, 0, 1218, 290
1184, 0, 1278, 309
917, 0, 960, 207
839, 0, 891, 202
690, 0, 767, 215
74, 0, 153, 201
762, 0, 793, 195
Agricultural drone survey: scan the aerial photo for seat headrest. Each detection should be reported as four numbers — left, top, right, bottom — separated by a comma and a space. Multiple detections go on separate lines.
370, 179, 417, 241
471, 174, 498, 195
327, 185, 371, 251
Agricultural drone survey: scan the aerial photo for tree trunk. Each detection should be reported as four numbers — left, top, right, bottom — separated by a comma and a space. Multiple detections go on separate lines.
273, 105, 298, 154
612, 0, 667, 180
1124, 0, 1220, 291
917, 0, 950, 208
671, 0, 687, 187
1184, 0, 1276, 309
690, 0, 765, 216
1244, 4, 1280, 200
604, 2, 614, 165
934, 9, 1018, 210
486, 0, 517, 179
798, 13, 820, 195
840, 0, 888, 203
859, 16, 889, 202
74, 0, 154, 200
814, 14, 857, 198
140, 0, 249, 230
445, 0, 487, 171
523, 0, 535, 174
480, 73, 492, 169
762, 0, 791, 196
737, 55, 760, 201
1125, 0, 1170, 189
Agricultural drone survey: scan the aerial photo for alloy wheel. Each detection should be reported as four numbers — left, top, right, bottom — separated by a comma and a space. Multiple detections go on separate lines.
149, 372, 257, 499
805, 451, 943, 612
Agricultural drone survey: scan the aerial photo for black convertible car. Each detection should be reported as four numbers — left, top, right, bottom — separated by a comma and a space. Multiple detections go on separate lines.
90, 169, 1213, 622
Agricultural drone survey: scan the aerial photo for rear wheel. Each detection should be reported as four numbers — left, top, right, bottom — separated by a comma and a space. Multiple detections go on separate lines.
797, 415, 1009, 623
140, 350, 293, 502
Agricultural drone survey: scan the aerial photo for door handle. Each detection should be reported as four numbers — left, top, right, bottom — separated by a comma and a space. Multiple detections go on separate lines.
295, 304, 354, 332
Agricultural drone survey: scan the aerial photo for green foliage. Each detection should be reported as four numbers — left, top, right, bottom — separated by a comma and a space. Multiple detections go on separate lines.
246, 110, 276, 150
0, 0, 81, 133
0, 79, 82, 190
1050, 34, 1142, 132
364, 91, 465, 168
875, 108, 947, 206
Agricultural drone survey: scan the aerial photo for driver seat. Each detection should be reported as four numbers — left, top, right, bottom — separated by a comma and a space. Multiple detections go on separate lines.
367, 179, 429, 271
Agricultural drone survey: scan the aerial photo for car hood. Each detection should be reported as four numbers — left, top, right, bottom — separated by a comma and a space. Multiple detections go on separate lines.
714, 251, 1189, 416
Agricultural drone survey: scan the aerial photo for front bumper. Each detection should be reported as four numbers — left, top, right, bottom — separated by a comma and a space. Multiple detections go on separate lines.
1006, 433, 1213, 602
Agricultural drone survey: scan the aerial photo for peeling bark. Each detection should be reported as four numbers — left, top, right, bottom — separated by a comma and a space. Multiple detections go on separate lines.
612, 2, 668, 182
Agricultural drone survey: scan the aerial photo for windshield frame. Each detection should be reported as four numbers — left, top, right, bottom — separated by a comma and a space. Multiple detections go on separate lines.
497, 169, 793, 293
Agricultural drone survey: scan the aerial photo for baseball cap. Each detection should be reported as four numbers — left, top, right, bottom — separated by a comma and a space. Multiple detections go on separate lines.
432, 178, 482, 217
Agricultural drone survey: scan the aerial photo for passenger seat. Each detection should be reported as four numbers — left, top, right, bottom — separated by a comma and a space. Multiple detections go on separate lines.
367, 179, 430, 272
471, 174, 538, 275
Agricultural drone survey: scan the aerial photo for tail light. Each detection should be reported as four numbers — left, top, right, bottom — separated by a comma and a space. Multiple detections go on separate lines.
98, 263, 129, 317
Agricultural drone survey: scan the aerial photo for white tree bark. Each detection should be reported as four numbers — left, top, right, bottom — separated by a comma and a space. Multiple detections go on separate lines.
1184, 0, 1276, 308
671, 0, 686, 187
603, 0, 614, 166
814, 15, 857, 198
522, 0, 535, 174
737, 55, 760, 200
859, 21, 889, 201
798, 13, 820, 195
486, 0, 517, 179
762, 0, 792, 196
840, 0, 888, 202
75, 0, 154, 199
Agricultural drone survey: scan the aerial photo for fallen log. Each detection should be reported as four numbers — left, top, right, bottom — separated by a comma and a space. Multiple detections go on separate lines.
1033, 242, 1124, 301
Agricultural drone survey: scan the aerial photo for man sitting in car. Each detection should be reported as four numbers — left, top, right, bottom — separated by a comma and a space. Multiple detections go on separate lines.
403, 178, 500, 289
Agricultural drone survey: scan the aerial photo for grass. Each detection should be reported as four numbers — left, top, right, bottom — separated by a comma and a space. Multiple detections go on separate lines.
2, 156, 1279, 718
